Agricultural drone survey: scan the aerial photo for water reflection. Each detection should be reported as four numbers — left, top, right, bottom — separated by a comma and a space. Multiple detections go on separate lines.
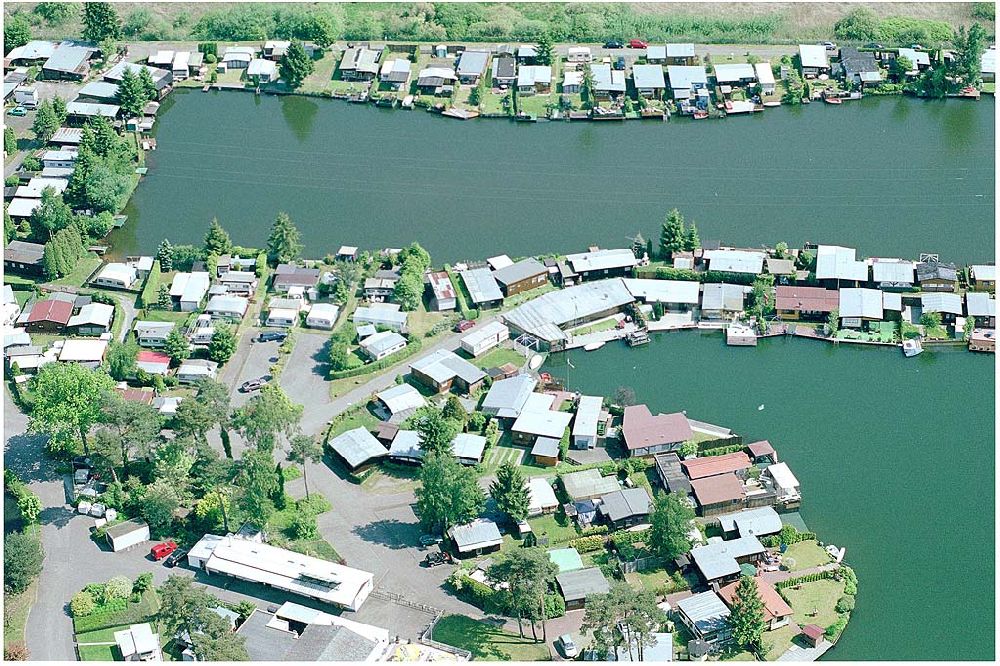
281, 95, 320, 143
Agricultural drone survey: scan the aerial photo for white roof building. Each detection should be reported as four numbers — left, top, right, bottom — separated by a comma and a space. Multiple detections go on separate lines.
94, 262, 138, 287
754, 62, 776, 87
527, 477, 559, 515
170, 272, 211, 304
622, 279, 700, 304
512, 403, 573, 440
798, 44, 829, 69
114, 623, 161, 661
305, 302, 340, 329
971, 264, 996, 283
502, 278, 635, 345
565, 248, 638, 275
816, 245, 868, 282
839, 288, 883, 320
632, 64, 666, 90
713, 63, 756, 83
897, 48, 930, 72
247, 58, 278, 79
189, 534, 374, 611
517, 65, 552, 87
67, 303, 114, 329
766, 462, 800, 501
920, 292, 964, 316
6, 198, 42, 218
667, 65, 709, 95
375, 383, 426, 416
966, 291, 995, 318
703, 250, 766, 275
58, 338, 109, 363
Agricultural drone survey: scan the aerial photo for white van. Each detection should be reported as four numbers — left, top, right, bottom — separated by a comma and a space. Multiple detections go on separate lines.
567, 47, 592, 63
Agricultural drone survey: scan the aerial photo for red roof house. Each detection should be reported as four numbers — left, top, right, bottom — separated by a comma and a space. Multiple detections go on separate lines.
690, 473, 745, 516
621, 404, 693, 457
801, 624, 825, 647
25, 299, 73, 333
775, 286, 839, 318
136, 350, 171, 375
682, 452, 752, 480
718, 577, 793, 630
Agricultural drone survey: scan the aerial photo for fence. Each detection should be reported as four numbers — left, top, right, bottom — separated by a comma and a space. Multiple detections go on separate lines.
419, 611, 474, 660
619, 555, 664, 574
370, 588, 439, 616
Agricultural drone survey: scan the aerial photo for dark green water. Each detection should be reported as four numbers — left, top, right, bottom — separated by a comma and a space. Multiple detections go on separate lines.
543, 333, 995, 661
117, 91, 994, 263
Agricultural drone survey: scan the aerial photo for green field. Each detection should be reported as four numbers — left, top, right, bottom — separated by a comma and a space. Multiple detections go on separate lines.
782, 578, 846, 630
783, 540, 833, 571
472, 346, 526, 371
432, 614, 550, 661
49, 254, 103, 288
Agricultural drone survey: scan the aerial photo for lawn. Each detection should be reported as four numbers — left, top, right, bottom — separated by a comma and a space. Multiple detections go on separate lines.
480, 443, 525, 475
3, 578, 37, 650
267, 493, 342, 562
137, 309, 192, 324
781, 578, 846, 630
326, 404, 381, 439
783, 540, 832, 571
524, 511, 580, 546
626, 567, 670, 593
49, 254, 102, 288
569, 317, 619, 337
432, 614, 550, 661
77, 644, 117, 661
472, 346, 526, 371
763, 623, 801, 660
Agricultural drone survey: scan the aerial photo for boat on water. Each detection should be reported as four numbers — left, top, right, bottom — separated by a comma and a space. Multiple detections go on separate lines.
762, 101, 781, 107
692, 110, 709, 119
583, 341, 606, 352
514, 112, 536, 122
823, 96, 843, 105
902, 338, 924, 357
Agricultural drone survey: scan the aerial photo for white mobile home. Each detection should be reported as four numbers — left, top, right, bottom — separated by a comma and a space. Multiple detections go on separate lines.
460, 321, 509, 357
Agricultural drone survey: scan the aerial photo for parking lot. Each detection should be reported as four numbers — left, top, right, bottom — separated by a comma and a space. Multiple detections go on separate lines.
279, 330, 331, 408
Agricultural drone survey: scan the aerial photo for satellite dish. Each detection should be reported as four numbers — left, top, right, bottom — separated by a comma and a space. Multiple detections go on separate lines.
528, 354, 544, 370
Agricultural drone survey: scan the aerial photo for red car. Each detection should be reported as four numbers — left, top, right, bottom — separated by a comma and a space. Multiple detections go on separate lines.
150, 540, 178, 561
454, 320, 476, 333
628, 39, 648, 49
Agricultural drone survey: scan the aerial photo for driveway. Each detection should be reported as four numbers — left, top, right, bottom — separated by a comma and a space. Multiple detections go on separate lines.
279, 330, 331, 408
222, 330, 283, 408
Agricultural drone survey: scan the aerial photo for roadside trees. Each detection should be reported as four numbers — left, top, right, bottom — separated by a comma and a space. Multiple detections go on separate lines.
231, 384, 303, 452
208, 324, 238, 364
4, 531, 44, 595
99, 394, 163, 477
582, 582, 666, 660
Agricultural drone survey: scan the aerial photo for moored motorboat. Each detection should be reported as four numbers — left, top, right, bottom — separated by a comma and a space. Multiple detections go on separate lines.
902, 338, 924, 357
583, 341, 605, 351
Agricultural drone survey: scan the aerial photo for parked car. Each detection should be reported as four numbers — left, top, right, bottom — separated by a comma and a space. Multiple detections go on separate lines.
454, 320, 475, 333
150, 540, 178, 561
7, 106, 27, 117
613, 56, 626, 70
240, 377, 267, 393
864, 42, 885, 49
256, 330, 287, 343
910, 44, 924, 50
419, 534, 443, 548
423, 552, 453, 567
603, 40, 624, 49
628, 39, 647, 49
821, 41, 837, 50
163, 548, 187, 568
559, 635, 579, 658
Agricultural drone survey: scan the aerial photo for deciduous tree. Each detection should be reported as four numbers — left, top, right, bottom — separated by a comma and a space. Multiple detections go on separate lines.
4, 532, 43, 595
141, 478, 180, 536
4, 15, 32, 52
28, 363, 115, 455
415, 452, 484, 534
208, 324, 238, 364
287, 435, 323, 499
235, 448, 279, 525
164, 327, 191, 364
414, 407, 459, 456
648, 491, 695, 560
231, 385, 303, 451
106, 338, 138, 381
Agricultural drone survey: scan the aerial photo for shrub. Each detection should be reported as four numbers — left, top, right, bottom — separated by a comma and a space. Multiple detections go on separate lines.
105, 575, 132, 600
205, 53, 217, 64
4, 642, 29, 661
569, 534, 606, 553
825, 615, 849, 640
70, 591, 96, 617
835, 595, 855, 613
544, 593, 565, 619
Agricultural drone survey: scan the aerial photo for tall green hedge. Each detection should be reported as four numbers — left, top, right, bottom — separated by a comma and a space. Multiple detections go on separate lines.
137, 259, 161, 308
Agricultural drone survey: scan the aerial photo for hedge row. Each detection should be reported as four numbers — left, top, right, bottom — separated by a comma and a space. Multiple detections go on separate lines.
569, 534, 606, 553
328, 337, 423, 380
136, 260, 161, 309
774, 569, 837, 590
71, 590, 160, 633
699, 443, 745, 457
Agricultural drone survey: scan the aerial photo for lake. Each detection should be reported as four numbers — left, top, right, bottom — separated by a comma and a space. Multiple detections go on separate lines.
119, 89, 995, 660
542, 333, 995, 661
117, 91, 994, 263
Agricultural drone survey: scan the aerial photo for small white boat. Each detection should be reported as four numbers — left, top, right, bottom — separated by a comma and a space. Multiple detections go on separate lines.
583, 341, 605, 352
902, 339, 924, 357
528, 354, 544, 370
757, 404, 765, 411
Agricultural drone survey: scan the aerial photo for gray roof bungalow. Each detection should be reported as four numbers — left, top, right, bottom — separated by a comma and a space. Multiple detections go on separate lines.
838, 288, 883, 324
511, 405, 573, 446
492, 56, 517, 86
816, 245, 868, 283
353, 303, 408, 332
176, 359, 218, 384
340, 46, 382, 81
622, 278, 700, 308
204, 295, 248, 321
798, 44, 830, 75
379, 58, 411, 89
839, 46, 880, 84
556, 567, 610, 610
328, 427, 388, 471
667, 65, 709, 98
572, 395, 604, 449
452, 433, 487, 465
388, 430, 423, 463
359, 330, 407, 361
456, 50, 490, 83
133, 321, 175, 348
409, 349, 486, 394
273, 264, 320, 291
493, 258, 548, 297
965, 291, 996, 326
700, 283, 750, 320
5, 40, 57, 65
654, 452, 692, 495
690, 535, 766, 584
77, 80, 120, 101
590, 63, 626, 98
716, 506, 782, 538
665, 43, 697, 64
631, 64, 667, 97
449, 518, 502, 556
561, 468, 621, 501
460, 267, 504, 307
703, 250, 766, 275
67, 303, 114, 335
921, 292, 964, 319
565, 248, 637, 281
375, 383, 426, 419
104, 61, 172, 90
598, 487, 652, 529
482, 374, 538, 419
5, 240, 46, 276
65, 101, 120, 121
42, 45, 93, 80
676, 591, 732, 645
713, 63, 756, 85
502, 278, 635, 351
870, 258, 916, 289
